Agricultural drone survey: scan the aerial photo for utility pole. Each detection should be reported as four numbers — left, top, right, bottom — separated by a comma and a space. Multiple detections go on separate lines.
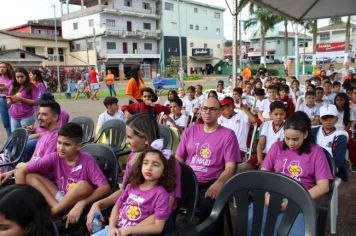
232, 0, 237, 88
294, 23, 299, 79
177, 0, 184, 89
52, 4, 61, 93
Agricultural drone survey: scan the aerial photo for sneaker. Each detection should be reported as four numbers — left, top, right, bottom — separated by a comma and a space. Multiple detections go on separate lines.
352, 164, 356, 172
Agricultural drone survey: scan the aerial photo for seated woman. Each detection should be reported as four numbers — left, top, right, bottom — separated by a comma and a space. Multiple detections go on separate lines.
249, 111, 333, 235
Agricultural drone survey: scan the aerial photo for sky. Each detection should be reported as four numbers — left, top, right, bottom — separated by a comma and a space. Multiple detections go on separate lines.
0, 0, 344, 40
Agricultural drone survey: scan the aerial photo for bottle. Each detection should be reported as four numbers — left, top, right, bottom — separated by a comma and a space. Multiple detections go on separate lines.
92, 212, 103, 233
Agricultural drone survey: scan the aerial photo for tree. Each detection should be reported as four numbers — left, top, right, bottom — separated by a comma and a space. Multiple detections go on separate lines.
305, 20, 318, 65
284, 19, 288, 69
240, 0, 283, 64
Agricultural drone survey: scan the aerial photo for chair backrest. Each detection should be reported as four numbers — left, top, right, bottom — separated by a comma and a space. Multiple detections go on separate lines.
0, 128, 28, 167
71, 116, 94, 144
191, 171, 317, 236
246, 123, 258, 160
157, 112, 165, 124
159, 124, 173, 150
295, 96, 305, 111
94, 119, 126, 153
81, 143, 119, 191
246, 95, 257, 110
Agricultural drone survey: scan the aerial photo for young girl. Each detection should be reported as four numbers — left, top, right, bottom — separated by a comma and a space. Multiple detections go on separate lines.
7, 67, 39, 131
30, 69, 46, 96
250, 111, 332, 235
0, 62, 14, 137
334, 92, 353, 130
290, 79, 304, 101
94, 142, 176, 236
164, 89, 179, 106
87, 113, 181, 233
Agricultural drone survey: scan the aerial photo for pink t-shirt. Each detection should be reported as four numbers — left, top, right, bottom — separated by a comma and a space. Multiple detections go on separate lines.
9, 85, 39, 119
116, 184, 170, 227
122, 152, 181, 200
261, 141, 333, 189
176, 124, 241, 183
0, 76, 12, 97
31, 128, 58, 161
36, 82, 46, 96
27, 151, 108, 194
35, 109, 69, 133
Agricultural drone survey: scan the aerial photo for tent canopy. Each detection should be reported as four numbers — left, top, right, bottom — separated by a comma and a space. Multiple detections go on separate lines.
249, 0, 356, 22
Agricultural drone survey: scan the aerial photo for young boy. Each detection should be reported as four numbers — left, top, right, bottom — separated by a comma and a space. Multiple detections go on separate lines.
97, 97, 125, 132
243, 101, 286, 170
257, 85, 278, 122
315, 86, 325, 108
278, 84, 295, 118
218, 97, 256, 157
323, 80, 336, 104
232, 87, 248, 108
253, 88, 265, 114
182, 86, 200, 115
312, 104, 348, 181
15, 123, 110, 226
298, 91, 320, 126
195, 84, 205, 106
333, 81, 341, 94
164, 98, 188, 134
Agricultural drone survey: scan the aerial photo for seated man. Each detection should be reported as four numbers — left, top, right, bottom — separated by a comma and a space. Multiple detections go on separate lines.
15, 123, 110, 227
175, 97, 241, 233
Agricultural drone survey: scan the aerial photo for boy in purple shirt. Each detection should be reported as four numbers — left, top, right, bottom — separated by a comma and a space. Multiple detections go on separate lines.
15, 123, 110, 227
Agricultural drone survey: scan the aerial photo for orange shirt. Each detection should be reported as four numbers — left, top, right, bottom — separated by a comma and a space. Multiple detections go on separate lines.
105, 74, 115, 85
126, 77, 144, 100
312, 69, 321, 76
242, 68, 252, 81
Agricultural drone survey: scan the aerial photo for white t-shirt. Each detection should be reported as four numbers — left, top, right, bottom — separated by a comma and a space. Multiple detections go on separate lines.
258, 98, 273, 119
336, 110, 355, 130
182, 96, 200, 114
196, 94, 205, 106
218, 111, 250, 152
260, 120, 285, 153
97, 110, 126, 127
166, 113, 188, 128
298, 103, 320, 119
315, 127, 338, 156
323, 93, 336, 104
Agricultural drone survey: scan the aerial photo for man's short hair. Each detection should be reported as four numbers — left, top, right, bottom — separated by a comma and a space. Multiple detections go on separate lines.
38, 100, 60, 117
170, 98, 183, 107
305, 91, 316, 97
103, 96, 118, 108
58, 123, 83, 143
270, 101, 286, 112
233, 87, 243, 95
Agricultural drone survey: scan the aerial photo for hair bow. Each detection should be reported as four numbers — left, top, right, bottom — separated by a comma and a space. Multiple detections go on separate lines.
150, 139, 171, 160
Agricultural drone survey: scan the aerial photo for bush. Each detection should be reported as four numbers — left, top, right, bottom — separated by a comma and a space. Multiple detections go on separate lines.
184, 74, 203, 80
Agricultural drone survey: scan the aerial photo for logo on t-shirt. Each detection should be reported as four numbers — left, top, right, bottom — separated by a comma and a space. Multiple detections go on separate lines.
287, 161, 303, 181
126, 205, 141, 221
200, 144, 211, 159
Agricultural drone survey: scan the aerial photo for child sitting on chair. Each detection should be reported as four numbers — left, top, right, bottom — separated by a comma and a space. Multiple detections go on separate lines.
97, 97, 125, 134
15, 123, 111, 227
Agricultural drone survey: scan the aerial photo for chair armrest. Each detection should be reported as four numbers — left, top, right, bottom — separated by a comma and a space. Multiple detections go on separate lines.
163, 222, 196, 236
316, 190, 333, 236
185, 217, 217, 236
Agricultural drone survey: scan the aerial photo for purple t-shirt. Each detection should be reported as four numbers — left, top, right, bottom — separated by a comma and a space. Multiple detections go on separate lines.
176, 124, 241, 183
261, 141, 333, 189
0, 76, 12, 97
35, 109, 69, 133
36, 82, 46, 96
122, 152, 181, 200
115, 184, 170, 227
9, 85, 39, 119
31, 128, 58, 161
27, 151, 108, 194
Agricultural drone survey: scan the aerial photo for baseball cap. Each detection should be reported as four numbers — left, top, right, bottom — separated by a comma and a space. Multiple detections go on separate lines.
220, 98, 234, 107
319, 104, 338, 117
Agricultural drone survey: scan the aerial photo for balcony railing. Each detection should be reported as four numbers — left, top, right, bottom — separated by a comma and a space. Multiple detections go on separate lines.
105, 29, 161, 39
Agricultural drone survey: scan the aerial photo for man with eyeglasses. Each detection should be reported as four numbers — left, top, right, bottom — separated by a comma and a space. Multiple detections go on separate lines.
176, 97, 241, 233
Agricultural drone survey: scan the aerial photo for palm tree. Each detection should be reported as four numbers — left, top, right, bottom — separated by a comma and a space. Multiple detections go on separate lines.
305, 20, 318, 65
240, 0, 283, 64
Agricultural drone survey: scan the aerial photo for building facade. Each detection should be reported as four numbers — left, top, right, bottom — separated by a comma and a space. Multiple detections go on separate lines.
5, 19, 62, 37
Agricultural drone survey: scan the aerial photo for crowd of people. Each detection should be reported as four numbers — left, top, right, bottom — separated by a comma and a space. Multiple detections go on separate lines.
0, 61, 355, 235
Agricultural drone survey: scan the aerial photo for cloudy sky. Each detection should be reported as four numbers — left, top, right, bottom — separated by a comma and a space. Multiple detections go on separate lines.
0, 0, 335, 39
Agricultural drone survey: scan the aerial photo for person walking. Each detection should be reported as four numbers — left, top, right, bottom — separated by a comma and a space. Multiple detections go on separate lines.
89, 67, 99, 100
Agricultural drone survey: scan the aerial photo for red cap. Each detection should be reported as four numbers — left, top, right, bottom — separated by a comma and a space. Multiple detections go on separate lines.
220, 98, 234, 107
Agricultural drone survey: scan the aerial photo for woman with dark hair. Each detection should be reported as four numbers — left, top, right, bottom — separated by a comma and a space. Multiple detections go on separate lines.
0, 62, 14, 137
125, 65, 145, 104
30, 69, 46, 96
0, 184, 53, 235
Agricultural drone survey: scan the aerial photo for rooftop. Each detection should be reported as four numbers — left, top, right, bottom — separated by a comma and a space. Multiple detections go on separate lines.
0, 31, 68, 41
318, 22, 356, 32
3, 18, 61, 31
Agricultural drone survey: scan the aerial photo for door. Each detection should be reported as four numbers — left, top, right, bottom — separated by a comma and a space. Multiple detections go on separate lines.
123, 42, 128, 54
133, 43, 137, 54
127, 21, 132, 31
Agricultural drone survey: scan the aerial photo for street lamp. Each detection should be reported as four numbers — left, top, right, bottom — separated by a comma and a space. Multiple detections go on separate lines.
177, 0, 184, 89
52, 4, 61, 93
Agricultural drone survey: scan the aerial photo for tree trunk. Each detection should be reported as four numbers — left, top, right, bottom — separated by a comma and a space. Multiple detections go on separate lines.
284, 19, 288, 68
312, 20, 317, 66
344, 16, 351, 64
260, 23, 266, 65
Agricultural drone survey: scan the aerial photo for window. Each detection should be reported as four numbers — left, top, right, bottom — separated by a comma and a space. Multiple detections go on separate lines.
87, 42, 94, 50
217, 44, 220, 48
107, 42, 116, 49
277, 40, 280, 44
106, 19, 115, 27
144, 43, 152, 50
205, 26, 208, 31
292, 41, 295, 46
194, 8, 198, 13
25, 47, 36, 54
34, 29, 47, 34
75, 44, 80, 50
320, 33, 330, 41
189, 24, 193, 30
47, 48, 54, 55
171, 22, 177, 29
133, 43, 137, 53
216, 28, 220, 35
143, 23, 151, 30
124, 0, 131, 7
88, 19, 94, 27
204, 43, 207, 48
73, 22, 78, 30
123, 42, 128, 54
190, 42, 194, 47
214, 12, 221, 19
195, 25, 199, 30
165, 2, 174, 11
143, 2, 150, 10
20, 53, 25, 59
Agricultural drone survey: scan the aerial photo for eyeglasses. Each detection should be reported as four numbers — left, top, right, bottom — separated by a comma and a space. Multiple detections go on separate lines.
202, 106, 220, 112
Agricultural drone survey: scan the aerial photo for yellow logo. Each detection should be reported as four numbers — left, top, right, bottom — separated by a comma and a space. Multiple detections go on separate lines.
200, 144, 211, 159
67, 182, 76, 191
127, 205, 141, 220
288, 161, 302, 179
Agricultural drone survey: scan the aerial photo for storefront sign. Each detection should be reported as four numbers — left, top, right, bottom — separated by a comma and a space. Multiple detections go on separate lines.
192, 48, 210, 56
316, 42, 345, 52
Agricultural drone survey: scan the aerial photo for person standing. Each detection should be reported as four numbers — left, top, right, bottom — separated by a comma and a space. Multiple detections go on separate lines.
242, 64, 252, 82
0, 62, 13, 137
125, 65, 145, 104
89, 67, 99, 100
105, 69, 117, 97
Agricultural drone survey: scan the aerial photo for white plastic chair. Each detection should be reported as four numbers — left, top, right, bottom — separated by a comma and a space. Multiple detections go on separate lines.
295, 96, 305, 111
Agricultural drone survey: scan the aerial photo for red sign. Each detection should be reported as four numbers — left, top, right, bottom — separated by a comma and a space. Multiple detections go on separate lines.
316, 42, 345, 52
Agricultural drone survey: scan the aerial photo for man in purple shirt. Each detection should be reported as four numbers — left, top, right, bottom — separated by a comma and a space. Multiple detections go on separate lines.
176, 97, 241, 233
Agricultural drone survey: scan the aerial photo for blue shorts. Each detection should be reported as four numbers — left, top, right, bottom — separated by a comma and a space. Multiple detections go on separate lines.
90, 83, 100, 90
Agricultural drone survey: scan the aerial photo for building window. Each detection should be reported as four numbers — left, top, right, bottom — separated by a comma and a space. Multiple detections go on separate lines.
204, 43, 207, 48
214, 12, 221, 19
88, 19, 94, 27
124, 0, 132, 7
292, 41, 295, 46
106, 19, 115, 27
107, 42, 116, 50
123, 42, 128, 54
195, 25, 199, 30
194, 8, 198, 13
216, 28, 220, 35
190, 42, 194, 47
171, 22, 177, 29
25, 47, 36, 54
73, 22, 78, 30
217, 44, 220, 48
189, 25, 193, 30
165, 2, 174, 11
143, 23, 151, 30
34, 29, 47, 34
144, 43, 152, 50
277, 39, 280, 44
47, 48, 54, 55
75, 44, 80, 50
205, 26, 208, 31
320, 33, 330, 41
87, 42, 94, 50
143, 2, 150, 10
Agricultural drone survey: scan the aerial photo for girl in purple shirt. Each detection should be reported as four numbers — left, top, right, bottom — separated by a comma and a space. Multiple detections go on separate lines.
0, 62, 14, 137
7, 67, 39, 131
30, 69, 47, 96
